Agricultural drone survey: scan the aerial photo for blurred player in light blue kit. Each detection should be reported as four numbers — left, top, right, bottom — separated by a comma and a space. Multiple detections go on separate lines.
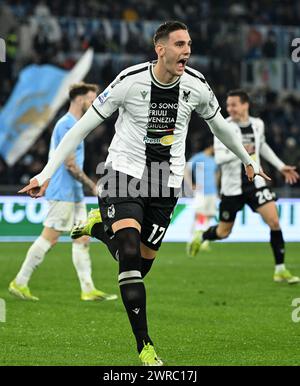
9, 83, 117, 301
186, 140, 218, 256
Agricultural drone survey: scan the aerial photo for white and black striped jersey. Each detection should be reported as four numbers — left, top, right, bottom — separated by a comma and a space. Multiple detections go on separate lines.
92, 61, 220, 188
214, 116, 270, 196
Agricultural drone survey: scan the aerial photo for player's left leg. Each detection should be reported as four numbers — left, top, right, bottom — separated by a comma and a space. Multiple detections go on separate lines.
256, 201, 300, 284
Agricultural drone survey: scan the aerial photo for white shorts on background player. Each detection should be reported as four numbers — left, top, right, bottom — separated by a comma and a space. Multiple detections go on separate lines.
43, 201, 87, 232
193, 193, 217, 217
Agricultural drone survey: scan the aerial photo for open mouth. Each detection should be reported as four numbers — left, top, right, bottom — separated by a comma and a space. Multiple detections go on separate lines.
177, 58, 188, 70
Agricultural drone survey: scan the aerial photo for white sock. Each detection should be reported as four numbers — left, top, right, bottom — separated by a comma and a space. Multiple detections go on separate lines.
15, 236, 52, 286
275, 263, 286, 273
72, 242, 95, 293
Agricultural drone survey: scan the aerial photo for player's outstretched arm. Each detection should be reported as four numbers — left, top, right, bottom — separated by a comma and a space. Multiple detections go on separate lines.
260, 142, 299, 184
65, 154, 97, 195
207, 111, 271, 182
18, 107, 104, 198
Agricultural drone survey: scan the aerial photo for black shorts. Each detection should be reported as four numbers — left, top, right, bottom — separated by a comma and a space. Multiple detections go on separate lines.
98, 167, 179, 251
219, 186, 276, 223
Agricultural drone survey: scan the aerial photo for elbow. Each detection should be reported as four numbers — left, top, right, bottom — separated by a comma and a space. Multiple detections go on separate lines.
65, 162, 74, 173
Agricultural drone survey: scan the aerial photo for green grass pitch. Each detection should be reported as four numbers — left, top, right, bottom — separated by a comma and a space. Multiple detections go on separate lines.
1, 241, 300, 366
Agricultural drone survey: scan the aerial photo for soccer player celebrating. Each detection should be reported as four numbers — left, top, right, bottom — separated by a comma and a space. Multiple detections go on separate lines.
10, 83, 117, 302
18, 22, 269, 365
194, 89, 300, 284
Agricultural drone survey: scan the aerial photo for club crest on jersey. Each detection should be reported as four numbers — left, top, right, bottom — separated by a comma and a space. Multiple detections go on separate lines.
98, 90, 109, 105
182, 90, 191, 102
140, 90, 148, 100
108, 204, 115, 218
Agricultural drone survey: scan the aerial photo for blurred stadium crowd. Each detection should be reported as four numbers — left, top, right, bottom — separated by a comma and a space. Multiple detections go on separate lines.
1, 0, 300, 191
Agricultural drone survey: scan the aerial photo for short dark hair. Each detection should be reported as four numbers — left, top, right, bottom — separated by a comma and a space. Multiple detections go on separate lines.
227, 89, 250, 104
69, 82, 99, 101
153, 21, 188, 45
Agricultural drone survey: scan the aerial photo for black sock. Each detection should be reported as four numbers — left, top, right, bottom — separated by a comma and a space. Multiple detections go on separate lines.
270, 230, 285, 265
202, 225, 220, 241
141, 258, 154, 278
115, 228, 152, 353
91, 223, 119, 261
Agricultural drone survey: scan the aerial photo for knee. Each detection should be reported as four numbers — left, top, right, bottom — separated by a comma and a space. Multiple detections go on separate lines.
140, 243, 156, 260
268, 219, 280, 230
115, 228, 141, 261
73, 239, 89, 250
116, 228, 142, 281
49, 238, 58, 247
74, 235, 90, 246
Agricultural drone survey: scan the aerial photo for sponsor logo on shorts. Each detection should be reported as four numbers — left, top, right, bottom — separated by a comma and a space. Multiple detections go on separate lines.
108, 204, 115, 218
143, 135, 174, 146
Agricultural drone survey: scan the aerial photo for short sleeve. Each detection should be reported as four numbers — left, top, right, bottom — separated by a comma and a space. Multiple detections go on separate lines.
195, 81, 220, 121
92, 73, 128, 119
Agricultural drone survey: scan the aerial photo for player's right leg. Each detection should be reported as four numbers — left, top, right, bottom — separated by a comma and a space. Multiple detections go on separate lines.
98, 165, 163, 365
112, 219, 158, 361
9, 226, 59, 300
111, 218, 163, 366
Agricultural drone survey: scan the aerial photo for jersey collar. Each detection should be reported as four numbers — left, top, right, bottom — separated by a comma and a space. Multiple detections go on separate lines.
150, 62, 181, 89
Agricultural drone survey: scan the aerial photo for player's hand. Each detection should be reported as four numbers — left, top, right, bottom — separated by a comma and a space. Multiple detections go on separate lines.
245, 164, 271, 182
18, 178, 50, 198
280, 165, 300, 185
